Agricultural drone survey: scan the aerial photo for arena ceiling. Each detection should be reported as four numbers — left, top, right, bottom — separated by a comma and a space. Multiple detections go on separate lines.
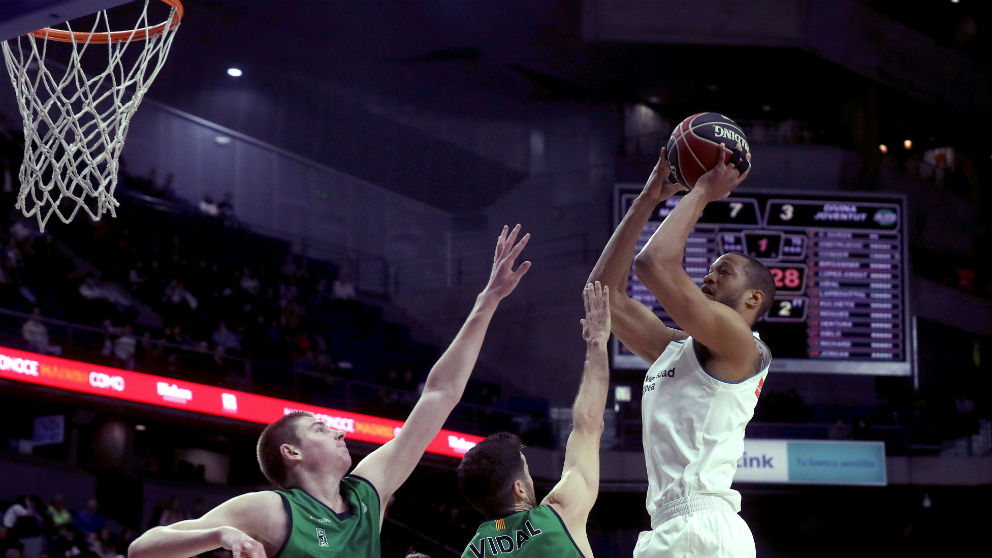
2, 1, 990, 212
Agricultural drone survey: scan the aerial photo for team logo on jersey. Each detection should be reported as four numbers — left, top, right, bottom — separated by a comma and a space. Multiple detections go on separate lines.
315, 527, 329, 548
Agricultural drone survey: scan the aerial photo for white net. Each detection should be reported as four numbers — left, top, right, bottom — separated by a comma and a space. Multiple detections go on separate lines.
1, 0, 181, 231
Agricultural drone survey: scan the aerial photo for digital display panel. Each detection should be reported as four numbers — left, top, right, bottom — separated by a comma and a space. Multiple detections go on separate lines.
0, 345, 483, 457
613, 187, 912, 376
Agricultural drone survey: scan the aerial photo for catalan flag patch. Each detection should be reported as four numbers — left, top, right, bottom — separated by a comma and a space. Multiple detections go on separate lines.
494, 518, 506, 530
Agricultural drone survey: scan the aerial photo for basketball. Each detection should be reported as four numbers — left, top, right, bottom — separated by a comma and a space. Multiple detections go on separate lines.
666, 112, 751, 189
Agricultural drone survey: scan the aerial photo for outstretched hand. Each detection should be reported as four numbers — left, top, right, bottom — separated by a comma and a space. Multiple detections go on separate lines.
483, 224, 531, 300
642, 147, 689, 204
693, 144, 751, 202
580, 281, 611, 345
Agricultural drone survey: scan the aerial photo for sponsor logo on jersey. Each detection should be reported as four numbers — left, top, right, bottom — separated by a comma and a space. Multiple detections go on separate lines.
315, 527, 328, 548
642, 367, 675, 394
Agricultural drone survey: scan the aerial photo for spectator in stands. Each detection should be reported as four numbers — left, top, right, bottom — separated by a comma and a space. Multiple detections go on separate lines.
21, 307, 62, 355
45, 494, 74, 532
161, 280, 197, 325
332, 267, 357, 300
74, 498, 106, 538
953, 390, 979, 454
113, 324, 138, 370
8, 220, 32, 242
47, 526, 84, 558
127, 260, 146, 295
853, 418, 873, 441
198, 194, 220, 217
218, 192, 235, 223
828, 418, 851, 440
156, 497, 187, 527
210, 322, 241, 353
238, 267, 260, 297
280, 255, 297, 279
2, 495, 43, 558
139, 330, 166, 366
90, 526, 121, 558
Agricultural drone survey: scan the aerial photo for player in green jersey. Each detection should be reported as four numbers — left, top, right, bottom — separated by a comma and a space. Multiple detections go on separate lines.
128, 225, 533, 558
456, 281, 612, 558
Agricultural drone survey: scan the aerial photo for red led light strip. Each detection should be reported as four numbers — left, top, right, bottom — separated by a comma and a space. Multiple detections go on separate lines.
0, 346, 482, 458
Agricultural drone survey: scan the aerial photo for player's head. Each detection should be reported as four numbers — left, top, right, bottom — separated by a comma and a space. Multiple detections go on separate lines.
702, 253, 776, 324
457, 432, 537, 518
257, 411, 351, 488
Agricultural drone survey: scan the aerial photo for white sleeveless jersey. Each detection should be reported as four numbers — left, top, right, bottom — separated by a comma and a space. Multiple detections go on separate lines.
641, 334, 771, 519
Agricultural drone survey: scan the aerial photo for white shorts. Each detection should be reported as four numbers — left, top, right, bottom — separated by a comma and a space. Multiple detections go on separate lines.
633, 495, 756, 558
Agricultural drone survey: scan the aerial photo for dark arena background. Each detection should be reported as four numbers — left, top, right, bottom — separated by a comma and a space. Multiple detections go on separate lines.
1, 1, 990, 557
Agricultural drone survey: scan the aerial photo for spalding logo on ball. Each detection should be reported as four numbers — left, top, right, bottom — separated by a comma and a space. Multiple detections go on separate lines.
666, 112, 750, 189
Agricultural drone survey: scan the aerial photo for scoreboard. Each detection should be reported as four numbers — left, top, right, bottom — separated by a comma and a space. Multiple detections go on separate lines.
614, 187, 912, 376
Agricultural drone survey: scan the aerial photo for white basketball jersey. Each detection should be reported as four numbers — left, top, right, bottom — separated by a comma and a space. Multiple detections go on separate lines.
641, 334, 771, 519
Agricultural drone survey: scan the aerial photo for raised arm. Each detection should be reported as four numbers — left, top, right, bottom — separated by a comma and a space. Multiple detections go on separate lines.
352, 224, 531, 521
542, 282, 611, 538
588, 148, 687, 363
633, 148, 755, 372
128, 491, 285, 558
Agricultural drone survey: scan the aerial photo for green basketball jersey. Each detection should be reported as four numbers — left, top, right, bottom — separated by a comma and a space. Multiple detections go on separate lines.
461, 505, 585, 558
274, 475, 381, 558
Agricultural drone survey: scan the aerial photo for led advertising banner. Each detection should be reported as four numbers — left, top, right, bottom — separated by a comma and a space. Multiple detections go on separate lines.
0, 345, 482, 458
734, 439, 886, 486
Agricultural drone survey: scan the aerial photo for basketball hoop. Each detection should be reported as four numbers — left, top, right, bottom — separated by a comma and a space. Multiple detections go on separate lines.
1, 0, 184, 231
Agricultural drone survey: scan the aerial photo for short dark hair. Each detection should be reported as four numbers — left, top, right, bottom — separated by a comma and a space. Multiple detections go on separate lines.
257, 411, 310, 488
456, 432, 525, 519
734, 253, 776, 320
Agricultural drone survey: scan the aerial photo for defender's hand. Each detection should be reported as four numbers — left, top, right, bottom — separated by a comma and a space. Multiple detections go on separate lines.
482, 224, 531, 301
580, 281, 611, 345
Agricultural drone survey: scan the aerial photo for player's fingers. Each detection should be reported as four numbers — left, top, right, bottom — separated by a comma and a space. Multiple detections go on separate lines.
513, 260, 531, 278
503, 224, 522, 255
583, 283, 592, 314
505, 231, 530, 263
494, 225, 508, 261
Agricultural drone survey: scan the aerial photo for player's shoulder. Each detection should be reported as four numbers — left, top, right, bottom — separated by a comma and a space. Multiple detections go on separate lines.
221, 490, 285, 515
225, 491, 290, 546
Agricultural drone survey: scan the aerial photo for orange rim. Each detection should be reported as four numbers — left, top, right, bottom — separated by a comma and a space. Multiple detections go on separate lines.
30, 0, 184, 44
